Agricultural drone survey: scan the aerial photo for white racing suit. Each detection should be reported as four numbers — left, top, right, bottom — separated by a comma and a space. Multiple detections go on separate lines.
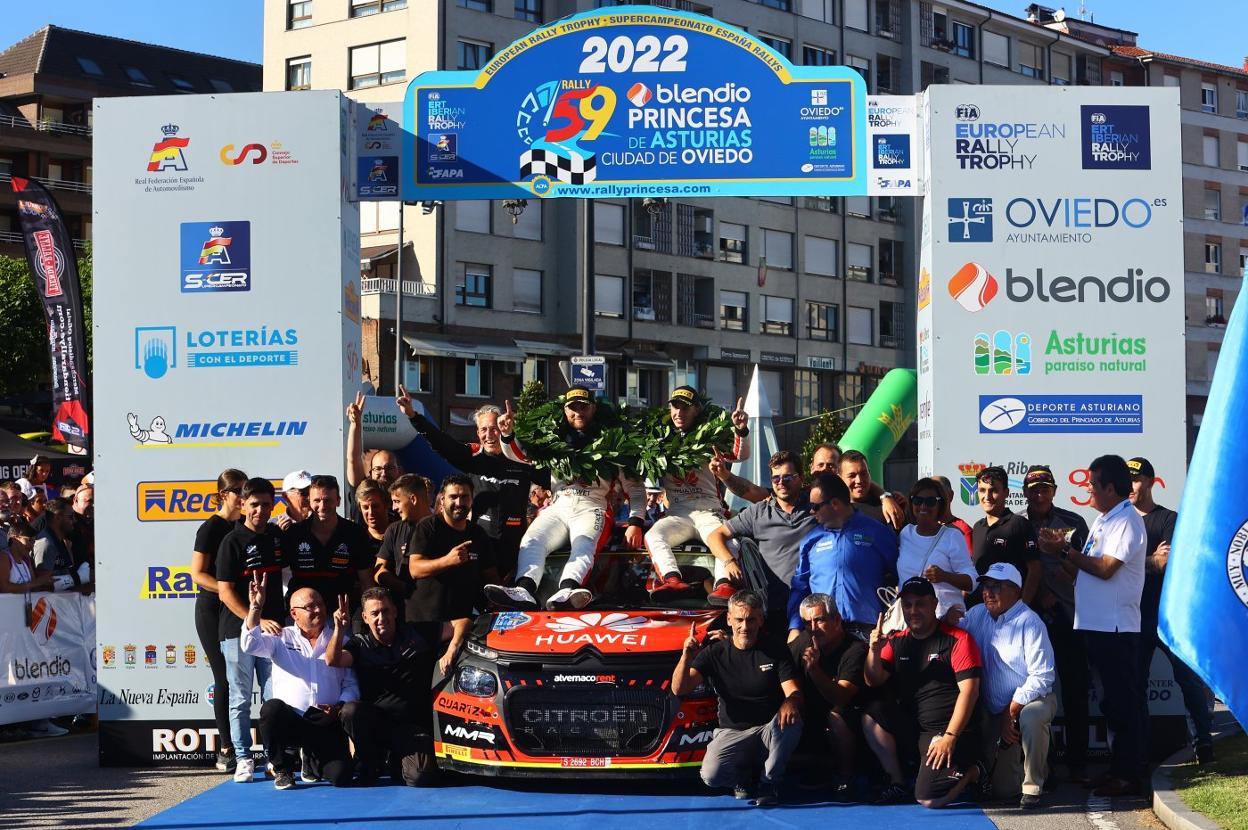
646, 430, 749, 583
502, 437, 646, 589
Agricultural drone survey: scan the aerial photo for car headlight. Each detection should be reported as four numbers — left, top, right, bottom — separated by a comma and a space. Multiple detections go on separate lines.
455, 665, 498, 698
464, 640, 498, 660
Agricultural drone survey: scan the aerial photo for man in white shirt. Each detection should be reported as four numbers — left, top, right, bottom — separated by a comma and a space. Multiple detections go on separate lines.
241, 574, 359, 790
1056, 455, 1148, 797
959, 563, 1056, 809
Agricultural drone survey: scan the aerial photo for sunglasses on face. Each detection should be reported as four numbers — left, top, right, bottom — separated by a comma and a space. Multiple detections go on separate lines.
565, 402, 592, 412
808, 499, 830, 510
771, 473, 799, 485
911, 495, 941, 507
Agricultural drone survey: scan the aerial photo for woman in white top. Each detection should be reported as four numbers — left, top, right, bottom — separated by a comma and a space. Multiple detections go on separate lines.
897, 478, 978, 620
1, 519, 54, 593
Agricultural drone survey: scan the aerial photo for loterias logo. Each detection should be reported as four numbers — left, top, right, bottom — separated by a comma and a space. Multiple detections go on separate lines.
127, 412, 308, 448
949, 263, 1170, 310
974, 329, 1148, 377
137, 480, 287, 522
1082, 105, 1151, 170
134, 325, 299, 379
180, 221, 251, 293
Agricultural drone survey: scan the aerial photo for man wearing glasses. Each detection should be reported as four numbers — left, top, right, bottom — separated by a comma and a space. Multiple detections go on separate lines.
486, 386, 647, 610
787, 473, 898, 643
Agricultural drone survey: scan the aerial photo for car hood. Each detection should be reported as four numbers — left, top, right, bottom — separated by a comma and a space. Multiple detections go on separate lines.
484, 609, 722, 655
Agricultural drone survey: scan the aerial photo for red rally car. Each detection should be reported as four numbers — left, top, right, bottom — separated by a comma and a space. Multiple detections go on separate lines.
433, 549, 730, 777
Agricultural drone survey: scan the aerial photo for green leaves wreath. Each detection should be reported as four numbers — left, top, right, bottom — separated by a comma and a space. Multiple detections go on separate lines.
634, 403, 737, 484
513, 387, 642, 483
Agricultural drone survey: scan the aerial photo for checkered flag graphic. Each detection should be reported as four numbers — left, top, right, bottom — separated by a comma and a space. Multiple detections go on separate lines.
520, 148, 597, 185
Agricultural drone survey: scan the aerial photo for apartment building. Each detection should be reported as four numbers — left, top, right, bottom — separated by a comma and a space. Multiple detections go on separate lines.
0, 26, 261, 258
262, 0, 1110, 458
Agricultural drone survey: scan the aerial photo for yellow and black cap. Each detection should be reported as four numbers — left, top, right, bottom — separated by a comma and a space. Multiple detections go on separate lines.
668, 385, 700, 406
1127, 457, 1155, 478
564, 386, 596, 404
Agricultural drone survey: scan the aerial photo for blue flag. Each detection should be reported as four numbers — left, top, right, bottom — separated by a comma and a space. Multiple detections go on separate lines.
1160, 298, 1248, 728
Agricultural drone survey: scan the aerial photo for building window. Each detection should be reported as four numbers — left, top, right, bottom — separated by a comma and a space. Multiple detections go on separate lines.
513, 268, 542, 314
1201, 83, 1217, 113
845, 196, 870, 218
1051, 52, 1071, 85
879, 239, 902, 286
458, 39, 493, 71
759, 35, 791, 61
802, 45, 836, 66
807, 302, 838, 341
513, 202, 542, 240
719, 222, 747, 264
1203, 134, 1220, 167
352, 0, 407, 15
1017, 42, 1044, 79
350, 40, 406, 89
458, 0, 491, 10
706, 366, 737, 409
796, 0, 833, 22
1240, 248, 1248, 277
1237, 90, 1248, 119
952, 21, 974, 58
456, 263, 492, 307
404, 356, 432, 393
455, 200, 491, 233
751, 0, 792, 9
876, 56, 899, 94
678, 274, 716, 328
1206, 292, 1226, 327
288, 0, 312, 28
123, 66, 153, 87
633, 269, 672, 323
843, 0, 867, 31
634, 199, 673, 252
166, 72, 195, 92
1077, 54, 1101, 85
286, 56, 312, 90
877, 196, 899, 221
760, 229, 793, 270
792, 370, 820, 418
1239, 140, 1248, 172
761, 296, 794, 336
875, 0, 897, 38
879, 301, 904, 349
76, 56, 103, 76
1108, 70, 1124, 87
1204, 188, 1221, 221
515, 0, 542, 22
846, 55, 871, 88
1205, 241, 1221, 274
922, 61, 950, 89
595, 202, 625, 245
595, 274, 624, 317
848, 306, 874, 346
721, 290, 748, 331
804, 235, 838, 277
1163, 74, 1180, 87
847, 242, 873, 282
983, 31, 1009, 68
457, 360, 493, 397
804, 195, 838, 213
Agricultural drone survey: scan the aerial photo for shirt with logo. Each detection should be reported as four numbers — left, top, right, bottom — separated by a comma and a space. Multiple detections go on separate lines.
1018, 505, 1089, 622
879, 623, 983, 733
407, 514, 494, 623
344, 621, 443, 726
691, 638, 796, 730
725, 496, 818, 586
282, 516, 373, 612
787, 631, 867, 715
971, 511, 1038, 602
216, 523, 285, 641
788, 510, 900, 628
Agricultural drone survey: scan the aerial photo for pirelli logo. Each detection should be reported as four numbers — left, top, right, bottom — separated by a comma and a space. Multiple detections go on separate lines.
136, 480, 286, 522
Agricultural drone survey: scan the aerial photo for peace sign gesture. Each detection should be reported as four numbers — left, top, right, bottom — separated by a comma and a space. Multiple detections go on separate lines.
395, 385, 414, 418
333, 594, 350, 631
869, 611, 887, 654
248, 570, 267, 608
347, 391, 365, 423
730, 397, 748, 432
498, 400, 515, 436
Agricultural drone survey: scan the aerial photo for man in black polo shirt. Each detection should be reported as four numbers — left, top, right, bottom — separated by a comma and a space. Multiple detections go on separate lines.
788, 592, 867, 797
283, 475, 375, 617
864, 577, 984, 808
327, 587, 449, 786
374, 474, 432, 612
673, 589, 803, 807
216, 477, 285, 782
970, 466, 1040, 605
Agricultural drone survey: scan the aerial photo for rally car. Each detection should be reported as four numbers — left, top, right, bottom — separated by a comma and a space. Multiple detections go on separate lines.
432, 547, 747, 778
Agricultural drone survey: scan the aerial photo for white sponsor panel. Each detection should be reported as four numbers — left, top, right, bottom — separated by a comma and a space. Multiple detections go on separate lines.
354, 101, 404, 201
92, 91, 359, 761
866, 95, 919, 195
919, 86, 1185, 523
0, 593, 95, 724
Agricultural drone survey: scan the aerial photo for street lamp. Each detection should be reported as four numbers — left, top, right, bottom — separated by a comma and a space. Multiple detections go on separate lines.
502, 199, 528, 223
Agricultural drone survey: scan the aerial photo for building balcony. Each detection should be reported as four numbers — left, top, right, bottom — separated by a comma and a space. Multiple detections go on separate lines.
0, 113, 92, 157
360, 277, 437, 298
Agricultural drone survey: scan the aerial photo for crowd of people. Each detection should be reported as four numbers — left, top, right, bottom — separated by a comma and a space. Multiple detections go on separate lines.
0, 455, 95, 741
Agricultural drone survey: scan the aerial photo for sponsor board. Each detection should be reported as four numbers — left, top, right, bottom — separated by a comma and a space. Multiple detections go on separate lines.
126, 412, 308, 448
978, 394, 1143, 434
952, 106, 1065, 170
136, 480, 287, 521
180, 221, 251, 293
973, 329, 1147, 376
134, 325, 300, 379
947, 195, 1163, 245
1081, 105, 1151, 170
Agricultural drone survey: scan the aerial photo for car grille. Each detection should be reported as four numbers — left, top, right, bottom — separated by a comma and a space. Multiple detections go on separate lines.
505, 686, 669, 757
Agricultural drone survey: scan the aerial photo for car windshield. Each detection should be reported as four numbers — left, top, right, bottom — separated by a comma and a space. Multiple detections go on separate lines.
533, 548, 719, 611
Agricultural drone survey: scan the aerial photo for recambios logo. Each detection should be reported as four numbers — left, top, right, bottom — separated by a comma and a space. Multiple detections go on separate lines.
180, 221, 251, 293
136, 480, 286, 522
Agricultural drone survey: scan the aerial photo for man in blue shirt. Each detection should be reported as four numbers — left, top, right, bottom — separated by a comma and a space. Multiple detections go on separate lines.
788, 474, 899, 642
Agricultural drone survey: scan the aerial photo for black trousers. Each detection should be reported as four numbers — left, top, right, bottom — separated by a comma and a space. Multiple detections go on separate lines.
1043, 610, 1090, 768
1084, 630, 1148, 782
258, 699, 352, 786
340, 701, 437, 787
194, 603, 231, 750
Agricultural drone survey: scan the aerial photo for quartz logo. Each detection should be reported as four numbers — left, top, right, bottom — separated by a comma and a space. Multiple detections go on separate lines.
1082, 105, 1151, 170
947, 262, 998, 312
947, 198, 993, 242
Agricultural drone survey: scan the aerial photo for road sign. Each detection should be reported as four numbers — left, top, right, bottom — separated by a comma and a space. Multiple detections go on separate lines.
570, 355, 607, 392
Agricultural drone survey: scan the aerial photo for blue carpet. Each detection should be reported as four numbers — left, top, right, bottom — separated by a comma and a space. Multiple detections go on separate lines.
136, 776, 998, 830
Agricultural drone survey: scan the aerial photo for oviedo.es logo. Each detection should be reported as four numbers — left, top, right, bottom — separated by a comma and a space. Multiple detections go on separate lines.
180, 221, 251, 293
948, 196, 1162, 245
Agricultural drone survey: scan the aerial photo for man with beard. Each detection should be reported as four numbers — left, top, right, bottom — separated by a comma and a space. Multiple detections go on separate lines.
282, 475, 375, 619
486, 386, 646, 611
644, 386, 749, 600
397, 389, 548, 580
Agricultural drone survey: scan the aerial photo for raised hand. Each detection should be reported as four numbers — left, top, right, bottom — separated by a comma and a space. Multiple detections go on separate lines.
802, 640, 821, 674
923, 564, 948, 584
682, 621, 701, 656
709, 448, 730, 481
869, 611, 887, 654
333, 593, 350, 631
731, 397, 748, 432
395, 385, 414, 418
248, 570, 267, 608
498, 399, 515, 435
347, 391, 364, 423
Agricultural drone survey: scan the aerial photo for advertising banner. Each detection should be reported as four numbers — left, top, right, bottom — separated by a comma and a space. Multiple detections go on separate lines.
92, 91, 359, 765
0, 593, 96, 725
10, 177, 91, 453
918, 86, 1186, 520
866, 95, 919, 195
403, 6, 866, 201
354, 101, 405, 201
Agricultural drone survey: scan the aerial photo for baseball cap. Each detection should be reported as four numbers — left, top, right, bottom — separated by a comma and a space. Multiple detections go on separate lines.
1127, 457, 1155, 478
564, 386, 596, 404
669, 385, 699, 406
978, 561, 1023, 589
1023, 465, 1057, 491
282, 470, 313, 492
899, 576, 936, 598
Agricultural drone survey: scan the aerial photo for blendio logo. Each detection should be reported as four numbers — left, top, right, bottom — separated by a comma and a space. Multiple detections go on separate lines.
13, 656, 71, 679
1006, 267, 1169, 304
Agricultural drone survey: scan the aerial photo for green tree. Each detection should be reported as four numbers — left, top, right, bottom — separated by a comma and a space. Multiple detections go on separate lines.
0, 245, 93, 397
801, 409, 850, 465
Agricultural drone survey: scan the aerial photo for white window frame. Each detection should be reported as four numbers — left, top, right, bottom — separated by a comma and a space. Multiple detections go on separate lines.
512, 268, 543, 314
350, 40, 406, 89
286, 56, 312, 90
761, 229, 794, 270
594, 274, 624, 317
1204, 189, 1221, 221
761, 295, 794, 336
982, 31, 1009, 68
1201, 83, 1217, 113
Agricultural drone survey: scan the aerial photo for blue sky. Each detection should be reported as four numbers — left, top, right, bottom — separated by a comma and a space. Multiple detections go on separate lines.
0, 1, 1242, 70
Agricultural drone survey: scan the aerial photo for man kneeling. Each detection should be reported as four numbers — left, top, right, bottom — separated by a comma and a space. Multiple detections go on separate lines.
325, 587, 452, 786
672, 590, 803, 806
240, 575, 357, 789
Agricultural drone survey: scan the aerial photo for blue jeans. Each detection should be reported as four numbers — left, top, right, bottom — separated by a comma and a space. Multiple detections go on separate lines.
221, 638, 273, 759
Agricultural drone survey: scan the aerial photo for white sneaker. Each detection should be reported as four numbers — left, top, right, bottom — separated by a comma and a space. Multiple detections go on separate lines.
485, 584, 538, 610
26, 719, 69, 737
546, 588, 592, 610
233, 757, 255, 783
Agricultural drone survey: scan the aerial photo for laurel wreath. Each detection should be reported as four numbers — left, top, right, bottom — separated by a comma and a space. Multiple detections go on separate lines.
513, 395, 642, 483
634, 404, 737, 484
